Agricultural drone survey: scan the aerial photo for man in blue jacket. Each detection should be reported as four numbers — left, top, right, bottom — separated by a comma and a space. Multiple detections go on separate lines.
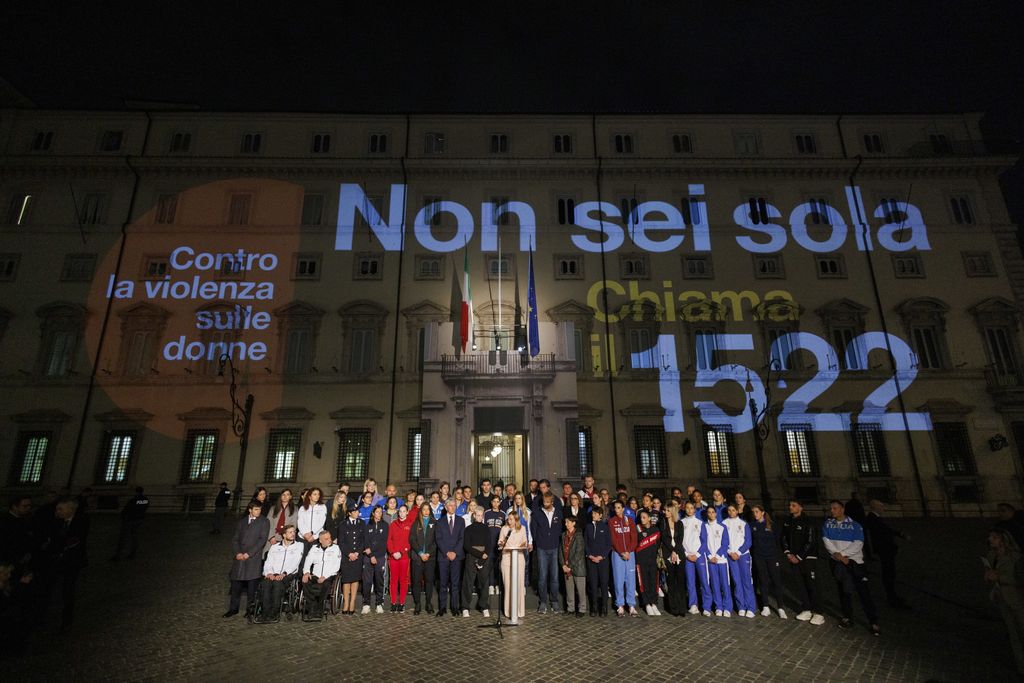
584, 505, 612, 617
434, 498, 465, 617
530, 491, 563, 613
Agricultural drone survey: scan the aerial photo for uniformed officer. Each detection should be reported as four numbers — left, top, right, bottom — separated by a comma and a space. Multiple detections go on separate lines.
111, 487, 149, 561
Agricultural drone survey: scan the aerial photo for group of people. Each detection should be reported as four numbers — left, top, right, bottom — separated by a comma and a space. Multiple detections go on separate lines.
227, 475, 906, 636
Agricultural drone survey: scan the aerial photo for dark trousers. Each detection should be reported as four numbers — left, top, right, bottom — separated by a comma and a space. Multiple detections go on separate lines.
302, 577, 332, 617
260, 574, 296, 618
788, 558, 820, 613
462, 557, 492, 611
753, 556, 787, 611
410, 555, 435, 609
536, 548, 559, 607
113, 519, 143, 559
362, 557, 386, 606
437, 557, 463, 612
637, 556, 659, 608
229, 578, 259, 613
664, 561, 686, 615
586, 559, 610, 609
879, 552, 901, 602
212, 506, 227, 533
832, 560, 879, 623
58, 569, 81, 628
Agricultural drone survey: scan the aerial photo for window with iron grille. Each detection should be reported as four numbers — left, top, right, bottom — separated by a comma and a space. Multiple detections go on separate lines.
182, 430, 218, 483
98, 431, 136, 484
852, 424, 889, 476
934, 422, 975, 475
634, 425, 667, 479
265, 429, 300, 482
338, 428, 370, 482
406, 422, 430, 481
12, 432, 50, 485
782, 425, 818, 476
704, 425, 737, 478
566, 419, 594, 478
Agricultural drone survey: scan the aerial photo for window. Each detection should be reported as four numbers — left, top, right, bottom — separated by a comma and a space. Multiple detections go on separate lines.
489, 133, 509, 154
143, 256, 169, 279
354, 254, 382, 280
554, 254, 583, 279
767, 327, 798, 371
634, 425, 667, 479
240, 132, 262, 154
422, 196, 443, 227
0, 254, 19, 282
879, 196, 903, 223
155, 193, 178, 224
863, 133, 885, 154
227, 193, 252, 225
963, 251, 995, 277
490, 196, 511, 226
406, 423, 430, 481
753, 254, 784, 279
556, 196, 576, 225
950, 196, 974, 224
78, 193, 106, 224
99, 130, 123, 152
832, 327, 862, 370
61, 253, 96, 282
37, 304, 84, 377
704, 426, 737, 478
369, 133, 388, 154
629, 328, 656, 369
815, 255, 846, 278
794, 133, 817, 154
985, 327, 1018, 376
807, 198, 831, 225
566, 420, 594, 478
680, 196, 702, 226
30, 130, 54, 152
181, 430, 217, 483
311, 133, 331, 154
782, 425, 818, 476
337, 428, 370, 481
123, 330, 157, 375
933, 422, 975, 475
8, 193, 33, 225
301, 193, 325, 226
672, 133, 693, 154
930, 134, 953, 154
265, 429, 300, 482
619, 253, 648, 279
682, 255, 713, 279
279, 327, 310, 373
852, 424, 889, 476
553, 134, 573, 154
424, 132, 446, 154
746, 196, 771, 225
911, 327, 943, 369
293, 253, 321, 280
414, 254, 443, 280
169, 131, 191, 153
349, 328, 376, 374
12, 433, 49, 485
99, 431, 136, 483
694, 328, 718, 371
893, 254, 924, 278
734, 132, 761, 155
613, 134, 634, 154
486, 255, 512, 279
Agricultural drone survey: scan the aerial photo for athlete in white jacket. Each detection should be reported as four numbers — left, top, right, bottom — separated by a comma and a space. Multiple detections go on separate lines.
701, 506, 733, 617
722, 505, 756, 618
258, 524, 304, 620
680, 501, 705, 614
301, 530, 342, 618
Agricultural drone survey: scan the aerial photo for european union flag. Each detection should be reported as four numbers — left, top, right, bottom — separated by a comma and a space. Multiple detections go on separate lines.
527, 249, 539, 357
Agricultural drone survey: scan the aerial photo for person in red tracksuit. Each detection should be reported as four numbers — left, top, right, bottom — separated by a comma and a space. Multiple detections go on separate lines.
387, 504, 416, 612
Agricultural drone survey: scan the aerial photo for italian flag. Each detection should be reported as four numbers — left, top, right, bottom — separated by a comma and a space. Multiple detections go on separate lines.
451, 248, 474, 355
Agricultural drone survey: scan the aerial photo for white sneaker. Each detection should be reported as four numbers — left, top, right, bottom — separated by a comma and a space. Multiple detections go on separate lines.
689, 605, 700, 615
722, 611, 731, 618
778, 609, 788, 619
715, 609, 723, 616
761, 606, 771, 617
657, 587, 664, 597
738, 610, 747, 617
796, 610, 813, 621
375, 605, 383, 614
461, 609, 470, 617
645, 604, 654, 616
482, 609, 490, 618
810, 613, 825, 626
360, 605, 371, 615
702, 610, 711, 617
652, 606, 662, 616
745, 610, 755, 619
489, 586, 496, 595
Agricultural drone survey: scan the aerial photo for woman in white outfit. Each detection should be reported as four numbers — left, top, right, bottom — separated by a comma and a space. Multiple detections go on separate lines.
499, 511, 528, 619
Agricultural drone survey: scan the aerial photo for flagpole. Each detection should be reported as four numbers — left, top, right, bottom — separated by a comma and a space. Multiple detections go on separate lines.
497, 224, 502, 350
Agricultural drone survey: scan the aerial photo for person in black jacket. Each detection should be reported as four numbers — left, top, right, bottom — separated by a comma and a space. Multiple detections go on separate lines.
636, 510, 662, 615
484, 495, 506, 596
43, 498, 90, 631
750, 504, 787, 618
211, 482, 231, 534
530, 491, 563, 614
781, 499, 824, 625
462, 507, 492, 616
864, 500, 910, 608
409, 502, 437, 614
336, 504, 365, 615
361, 505, 389, 614
110, 487, 149, 561
660, 502, 686, 617
584, 505, 612, 617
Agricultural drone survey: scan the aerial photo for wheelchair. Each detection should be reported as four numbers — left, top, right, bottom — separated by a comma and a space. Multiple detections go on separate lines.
248, 575, 301, 624
297, 574, 341, 622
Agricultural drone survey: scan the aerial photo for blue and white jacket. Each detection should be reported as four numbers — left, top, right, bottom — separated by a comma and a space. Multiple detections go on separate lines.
681, 514, 703, 557
700, 519, 730, 562
821, 516, 866, 564
721, 517, 752, 556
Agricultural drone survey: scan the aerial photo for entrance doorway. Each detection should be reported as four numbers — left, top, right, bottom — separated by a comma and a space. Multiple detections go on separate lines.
473, 432, 526, 489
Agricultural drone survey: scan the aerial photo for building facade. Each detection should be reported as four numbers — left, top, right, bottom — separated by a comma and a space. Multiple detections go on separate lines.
0, 109, 1020, 516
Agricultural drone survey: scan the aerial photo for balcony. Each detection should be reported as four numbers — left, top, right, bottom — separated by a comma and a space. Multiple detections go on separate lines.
440, 353, 555, 381
984, 368, 1024, 407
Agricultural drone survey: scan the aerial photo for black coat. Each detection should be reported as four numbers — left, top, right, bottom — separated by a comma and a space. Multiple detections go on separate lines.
363, 520, 389, 558
46, 513, 90, 572
230, 515, 269, 580
408, 515, 437, 558
336, 518, 366, 557
863, 512, 903, 556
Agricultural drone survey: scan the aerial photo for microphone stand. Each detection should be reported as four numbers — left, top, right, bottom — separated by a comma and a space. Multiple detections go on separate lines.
478, 537, 521, 638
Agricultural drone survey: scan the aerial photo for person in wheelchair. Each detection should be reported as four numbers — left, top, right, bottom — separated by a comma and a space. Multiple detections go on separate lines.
257, 524, 303, 622
301, 530, 341, 619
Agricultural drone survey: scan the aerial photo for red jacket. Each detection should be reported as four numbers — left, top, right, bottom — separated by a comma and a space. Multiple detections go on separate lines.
608, 514, 638, 554
387, 512, 416, 558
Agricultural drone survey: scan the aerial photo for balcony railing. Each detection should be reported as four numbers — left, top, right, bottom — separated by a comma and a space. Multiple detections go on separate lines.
440, 353, 555, 379
985, 369, 1024, 400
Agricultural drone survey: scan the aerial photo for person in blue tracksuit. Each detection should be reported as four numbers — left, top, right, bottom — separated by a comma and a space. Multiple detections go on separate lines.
584, 505, 611, 617
680, 501, 705, 614
701, 505, 732, 617
722, 504, 756, 618
357, 492, 376, 523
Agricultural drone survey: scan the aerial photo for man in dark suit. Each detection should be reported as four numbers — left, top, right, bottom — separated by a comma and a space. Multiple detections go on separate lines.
530, 491, 563, 613
408, 502, 437, 614
434, 498, 465, 616
45, 497, 90, 632
525, 479, 541, 510
864, 499, 910, 609
224, 501, 270, 617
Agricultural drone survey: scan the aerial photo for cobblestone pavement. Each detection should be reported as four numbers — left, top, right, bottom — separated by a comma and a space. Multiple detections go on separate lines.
4, 514, 1019, 682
